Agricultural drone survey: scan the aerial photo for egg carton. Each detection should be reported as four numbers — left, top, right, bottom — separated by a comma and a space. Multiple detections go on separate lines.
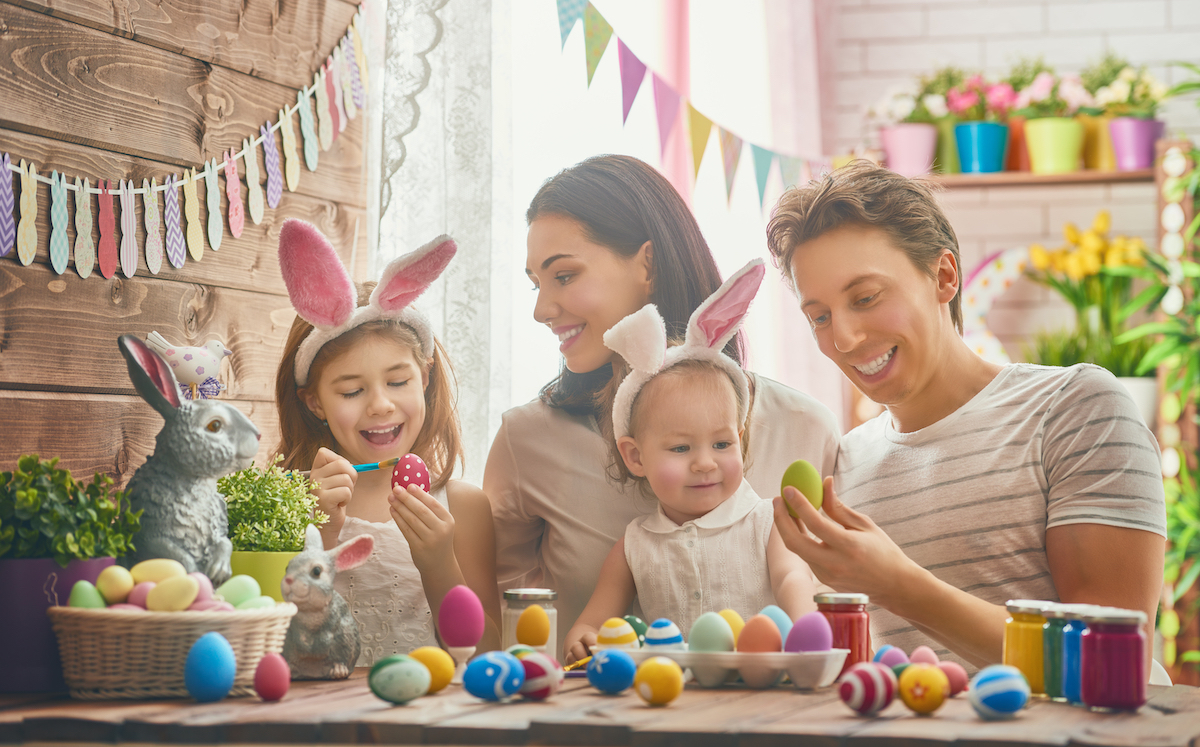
626, 648, 848, 689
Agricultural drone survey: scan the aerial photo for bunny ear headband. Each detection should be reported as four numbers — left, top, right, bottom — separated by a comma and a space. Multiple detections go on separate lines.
279, 218, 457, 386
604, 258, 766, 440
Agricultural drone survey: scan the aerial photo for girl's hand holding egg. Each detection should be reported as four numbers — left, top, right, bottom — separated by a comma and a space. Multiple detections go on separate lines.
389, 482, 455, 574
310, 447, 356, 545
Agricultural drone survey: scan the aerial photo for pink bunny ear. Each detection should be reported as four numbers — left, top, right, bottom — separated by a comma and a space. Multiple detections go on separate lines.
687, 259, 766, 349
371, 235, 457, 312
279, 219, 356, 328
333, 532, 374, 572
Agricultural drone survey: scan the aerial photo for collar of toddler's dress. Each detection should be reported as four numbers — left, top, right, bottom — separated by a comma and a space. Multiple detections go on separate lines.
638, 479, 761, 534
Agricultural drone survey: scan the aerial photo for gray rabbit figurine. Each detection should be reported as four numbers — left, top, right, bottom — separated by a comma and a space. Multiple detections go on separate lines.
116, 335, 260, 586
282, 525, 374, 680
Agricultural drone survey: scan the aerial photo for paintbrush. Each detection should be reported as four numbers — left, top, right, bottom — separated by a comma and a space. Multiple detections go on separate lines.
297, 456, 401, 478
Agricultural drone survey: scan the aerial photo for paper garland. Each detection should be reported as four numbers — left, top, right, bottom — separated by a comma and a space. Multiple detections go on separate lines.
143, 178, 163, 275
279, 108, 301, 192
0, 154, 13, 257
119, 179, 138, 277
344, 35, 365, 110
297, 90, 319, 171
204, 159, 222, 251
582, 4, 612, 87
617, 40, 646, 125
224, 151, 245, 238
261, 123, 283, 210
164, 175, 185, 270
335, 45, 355, 121
17, 161, 38, 266
73, 177, 94, 278
182, 168, 203, 262
324, 63, 341, 141
243, 137, 265, 225
315, 68, 333, 152
49, 172, 69, 274
97, 181, 117, 279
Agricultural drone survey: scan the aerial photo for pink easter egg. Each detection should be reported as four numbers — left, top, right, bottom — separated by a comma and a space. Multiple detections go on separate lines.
838, 662, 897, 716
877, 646, 909, 668
937, 660, 969, 697
392, 453, 431, 493
107, 603, 145, 611
909, 645, 939, 666
189, 572, 214, 603
437, 584, 484, 647
189, 598, 235, 612
254, 653, 291, 702
127, 581, 155, 608
519, 652, 564, 701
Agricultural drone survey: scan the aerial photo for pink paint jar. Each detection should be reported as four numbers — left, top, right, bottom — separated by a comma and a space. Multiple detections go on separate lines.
815, 592, 870, 677
1080, 607, 1147, 711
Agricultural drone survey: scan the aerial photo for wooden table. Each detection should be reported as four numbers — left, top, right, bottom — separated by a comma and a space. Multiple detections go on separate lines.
1, 673, 1198, 746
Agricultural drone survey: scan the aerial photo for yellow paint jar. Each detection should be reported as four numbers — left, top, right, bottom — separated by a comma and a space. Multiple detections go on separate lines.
1004, 599, 1048, 694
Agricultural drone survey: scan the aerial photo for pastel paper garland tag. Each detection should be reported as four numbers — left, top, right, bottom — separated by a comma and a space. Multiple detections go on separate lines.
223, 150, 244, 238
314, 69, 333, 152
279, 107, 301, 191
344, 33, 365, 110
143, 178, 163, 275
243, 137, 265, 225
297, 90, 319, 171
16, 160, 38, 266
48, 171, 70, 274
97, 179, 118, 278
203, 158, 223, 251
353, 10, 369, 93
261, 123, 283, 209
73, 177, 94, 278
119, 179, 138, 277
335, 44, 356, 120
182, 168, 204, 261
0, 153, 14, 257
164, 175, 186, 269
328, 56, 347, 133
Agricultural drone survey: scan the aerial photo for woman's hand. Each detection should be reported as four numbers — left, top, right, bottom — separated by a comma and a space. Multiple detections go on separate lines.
564, 628, 598, 666
390, 483, 457, 574
310, 447, 356, 548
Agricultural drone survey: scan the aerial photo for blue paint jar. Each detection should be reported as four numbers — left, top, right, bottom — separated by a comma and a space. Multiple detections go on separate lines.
1061, 604, 1093, 706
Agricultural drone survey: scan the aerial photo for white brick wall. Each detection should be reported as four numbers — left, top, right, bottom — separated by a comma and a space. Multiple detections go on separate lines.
832, 0, 1200, 360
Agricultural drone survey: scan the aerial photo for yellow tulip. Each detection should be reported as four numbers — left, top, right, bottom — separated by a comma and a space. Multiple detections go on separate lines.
1029, 244, 1052, 270
1080, 230, 1106, 254
1065, 252, 1085, 280
1126, 238, 1147, 266
1081, 250, 1101, 276
1063, 222, 1081, 245
1091, 210, 1111, 235
1109, 235, 1128, 253
1104, 248, 1126, 267
1051, 248, 1070, 273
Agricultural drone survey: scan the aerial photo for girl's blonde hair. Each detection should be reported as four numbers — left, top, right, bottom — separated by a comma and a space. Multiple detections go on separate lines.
274, 282, 462, 492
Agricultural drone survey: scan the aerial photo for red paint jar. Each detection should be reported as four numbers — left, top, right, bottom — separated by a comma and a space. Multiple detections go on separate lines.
1080, 607, 1146, 711
815, 592, 870, 676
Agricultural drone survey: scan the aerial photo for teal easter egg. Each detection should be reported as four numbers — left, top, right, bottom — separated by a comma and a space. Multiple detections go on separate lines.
463, 652, 525, 701
369, 654, 431, 704
68, 580, 107, 609
687, 611, 735, 652
215, 574, 260, 608
758, 605, 793, 640
586, 649, 636, 694
968, 665, 1030, 720
184, 632, 237, 702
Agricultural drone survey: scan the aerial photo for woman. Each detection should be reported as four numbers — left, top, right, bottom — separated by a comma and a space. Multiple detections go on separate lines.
484, 155, 840, 651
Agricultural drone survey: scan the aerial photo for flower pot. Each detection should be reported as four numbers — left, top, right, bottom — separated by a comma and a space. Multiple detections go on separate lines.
934, 117, 960, 174
880, 123, 938, 177
1078, 114, 1116, 171
230, 550, 299, 602
1005, 115, 1031, 172
1024, 118, 1084, 174
0, 556, 114, 692
1115, 376, 1157, 431
954, 122, 1008, 174
1109, 117, 1165, 171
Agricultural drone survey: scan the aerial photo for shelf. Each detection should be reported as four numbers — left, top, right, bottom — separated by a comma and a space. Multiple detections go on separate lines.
929, 169, 1154, 188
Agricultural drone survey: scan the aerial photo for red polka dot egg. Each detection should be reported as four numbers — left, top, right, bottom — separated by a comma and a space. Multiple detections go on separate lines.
838, 662, 897, 716
392, 453, 430, 492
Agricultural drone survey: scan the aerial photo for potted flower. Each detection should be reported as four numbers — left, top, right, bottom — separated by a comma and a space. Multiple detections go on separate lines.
1014, 72, 1093, 174
1003, 57, 1056, 171
869, 84, 941, 177
1078, 52, 1131, 171
1095, 66, 1168, 171
948, 74, 1015, 173
0, 455, 141, 692
916, 66, 966, 174
220, 455, 327, 601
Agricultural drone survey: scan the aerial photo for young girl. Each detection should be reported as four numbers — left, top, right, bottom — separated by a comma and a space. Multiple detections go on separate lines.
562, 260, 816, 663
274, 219, 501, 665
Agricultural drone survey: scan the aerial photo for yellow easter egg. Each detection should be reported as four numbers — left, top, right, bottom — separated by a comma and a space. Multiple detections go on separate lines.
635, 656, 684, 706
596, 617, 640, 649
409, 646, 455, 693
145, 574, 200, 612
718, 609, 745, 645
130, 558, 187, 585
515, 604, 550, 646
898, 663, 950, 714
95, 565, 135, 605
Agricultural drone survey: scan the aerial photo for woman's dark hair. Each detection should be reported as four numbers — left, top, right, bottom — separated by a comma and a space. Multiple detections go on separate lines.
527, 154, 743, 418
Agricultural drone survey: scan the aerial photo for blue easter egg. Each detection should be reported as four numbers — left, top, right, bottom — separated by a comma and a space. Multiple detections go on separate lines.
184, 632, 237, 703
586, 649, 636, 694
968, 665, 1030, 720
463, 651, 525, 701
758, 605, 793, 640
872, 644, 895, 663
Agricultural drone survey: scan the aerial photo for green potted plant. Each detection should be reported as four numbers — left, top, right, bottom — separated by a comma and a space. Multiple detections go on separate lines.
1078, 51, 1131, 171
1095, 66, 1169, 171
220, 455, 327, 601
1003, 56, 1056, 171
918, 65, 966, 174
0, 455, 141, 692
1014, 71, 1094, 174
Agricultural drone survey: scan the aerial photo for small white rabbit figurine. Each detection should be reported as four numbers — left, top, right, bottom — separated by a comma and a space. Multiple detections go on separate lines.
281, 525, 374, 680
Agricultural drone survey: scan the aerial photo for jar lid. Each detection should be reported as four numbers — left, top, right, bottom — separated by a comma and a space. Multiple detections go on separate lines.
1041, 603, 1071, 619
814, 592, 869, 605
503, 588, 558, 601
1060, 603, 1101, 620
1006, 599, 1050, 615
1081, 606, 1147, 626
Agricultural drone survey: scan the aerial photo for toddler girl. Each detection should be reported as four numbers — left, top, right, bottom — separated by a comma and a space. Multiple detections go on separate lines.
274, 219, 501, 664
563, 260, 815, 663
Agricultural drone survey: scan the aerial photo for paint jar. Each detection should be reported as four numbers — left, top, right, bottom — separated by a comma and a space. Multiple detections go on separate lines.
815, 592, 870, 677
1081, 607, 1146, 711
1003, 599, 1048, 694
1061, 604, 1094, 706
502, 588, 558, 657
1041, 604, 1070, 700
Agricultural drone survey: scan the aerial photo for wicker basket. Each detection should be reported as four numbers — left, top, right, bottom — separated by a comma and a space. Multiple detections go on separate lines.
46, 603, 296, 699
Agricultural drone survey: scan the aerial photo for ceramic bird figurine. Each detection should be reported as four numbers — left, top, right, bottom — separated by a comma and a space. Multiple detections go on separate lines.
145, 330, 232, 400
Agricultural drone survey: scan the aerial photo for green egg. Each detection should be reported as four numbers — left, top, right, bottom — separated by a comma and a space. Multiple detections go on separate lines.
892, 662, 911, 679
215, 574, 260, 608
687, 611, 735, 652
235, 595, 276, 610
780, 459, 823, 516
623, 615, 648, 646
68, 579, 107, 609
369, 654, 431, 704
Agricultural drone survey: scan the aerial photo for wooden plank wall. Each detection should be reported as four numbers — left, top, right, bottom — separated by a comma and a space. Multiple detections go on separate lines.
0, 0, 369, 485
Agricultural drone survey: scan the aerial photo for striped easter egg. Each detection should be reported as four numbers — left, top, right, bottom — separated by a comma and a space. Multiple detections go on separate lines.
968, 665, 1030, 720
838, 662, 898, 716
519, 652, 563, 701
595, 617, 640, 650
644, 618, 685, 651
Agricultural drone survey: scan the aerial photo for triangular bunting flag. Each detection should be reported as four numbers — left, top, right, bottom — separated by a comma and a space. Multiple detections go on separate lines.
688, 104, 713, 178
557, 0, 587, 48
617, 40, 647, 125
583, 3, 612, 87
718, 128, 743, 203
652, 74, 681, 158
779, 155, 802, 188
750, 145, 774, 208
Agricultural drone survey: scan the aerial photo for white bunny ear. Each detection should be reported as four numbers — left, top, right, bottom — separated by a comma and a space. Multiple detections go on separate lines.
604, 305, 667, 375
279, 219, 356, 328
686, 259, 766, 350
370, 235, 457, 312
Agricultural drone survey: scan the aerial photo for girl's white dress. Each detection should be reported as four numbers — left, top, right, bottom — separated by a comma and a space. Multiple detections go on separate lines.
334, 486, 448, 666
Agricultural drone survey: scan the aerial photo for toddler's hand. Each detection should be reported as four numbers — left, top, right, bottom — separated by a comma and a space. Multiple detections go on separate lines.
389, 483, 455, 573
310, 447, 356, 547
565, 631, 597, 666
